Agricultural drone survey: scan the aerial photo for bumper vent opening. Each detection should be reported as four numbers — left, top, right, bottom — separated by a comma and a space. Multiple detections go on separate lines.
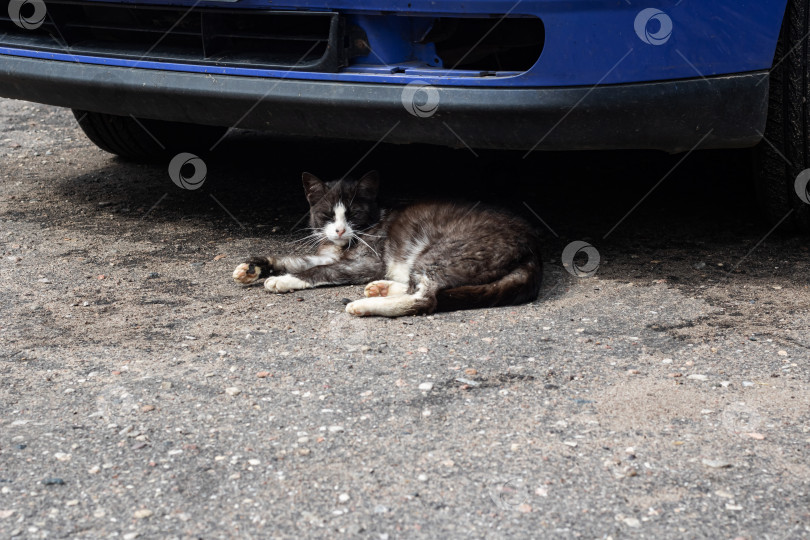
426, 17, 544, 72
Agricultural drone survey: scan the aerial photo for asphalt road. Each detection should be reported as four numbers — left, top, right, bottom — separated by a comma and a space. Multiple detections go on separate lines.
1, 97, 809, 539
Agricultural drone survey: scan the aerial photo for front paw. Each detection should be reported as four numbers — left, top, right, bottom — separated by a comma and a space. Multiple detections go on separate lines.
233, 262, 260, 284
233, 257, 274, 284
265, 274, 309, 293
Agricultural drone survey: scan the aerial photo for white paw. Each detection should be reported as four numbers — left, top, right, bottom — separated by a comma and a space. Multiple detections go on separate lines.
346, 298, 372, 316
264, 274, 309, 293
364, 280, 408, 297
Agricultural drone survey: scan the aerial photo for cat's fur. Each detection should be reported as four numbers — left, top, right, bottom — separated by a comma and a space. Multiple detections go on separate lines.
232, 171, 543, 317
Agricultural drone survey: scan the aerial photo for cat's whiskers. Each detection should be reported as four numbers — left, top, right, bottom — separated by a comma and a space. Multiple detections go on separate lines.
289, 234, 324, 247
352, 234, 380, 258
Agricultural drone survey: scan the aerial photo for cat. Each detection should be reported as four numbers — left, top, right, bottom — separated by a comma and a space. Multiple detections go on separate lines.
232, 171, 543, 317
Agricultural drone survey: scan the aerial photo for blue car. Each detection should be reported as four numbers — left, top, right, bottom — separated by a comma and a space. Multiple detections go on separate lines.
0, 0, 807, 230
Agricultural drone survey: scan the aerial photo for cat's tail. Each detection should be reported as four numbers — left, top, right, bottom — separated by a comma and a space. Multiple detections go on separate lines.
435, 256, 543, 312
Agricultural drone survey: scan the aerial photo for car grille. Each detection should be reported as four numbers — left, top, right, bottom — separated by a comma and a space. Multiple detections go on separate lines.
0, 1, 345, 71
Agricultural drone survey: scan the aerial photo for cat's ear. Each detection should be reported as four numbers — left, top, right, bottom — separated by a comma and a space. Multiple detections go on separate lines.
356, 170, 380, 200
302, 172, 325, 205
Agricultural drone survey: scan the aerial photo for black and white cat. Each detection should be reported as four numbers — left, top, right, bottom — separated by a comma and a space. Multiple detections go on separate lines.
232, 171, 542, 317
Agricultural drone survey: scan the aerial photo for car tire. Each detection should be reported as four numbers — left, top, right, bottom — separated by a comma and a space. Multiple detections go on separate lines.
755, 0, 810, 233
72, 110, 228, 161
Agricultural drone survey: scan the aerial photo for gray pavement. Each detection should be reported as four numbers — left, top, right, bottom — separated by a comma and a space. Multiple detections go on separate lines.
1, 98, 809, 539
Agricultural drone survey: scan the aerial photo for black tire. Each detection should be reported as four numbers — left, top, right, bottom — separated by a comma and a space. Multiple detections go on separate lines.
72, 110, 228, 161
755, 0, 810, 233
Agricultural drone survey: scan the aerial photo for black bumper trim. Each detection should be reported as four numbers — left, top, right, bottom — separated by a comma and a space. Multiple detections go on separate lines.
0, 54, 769, 152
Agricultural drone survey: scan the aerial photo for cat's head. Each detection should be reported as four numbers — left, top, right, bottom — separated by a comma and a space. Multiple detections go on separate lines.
301, 170, 381, 247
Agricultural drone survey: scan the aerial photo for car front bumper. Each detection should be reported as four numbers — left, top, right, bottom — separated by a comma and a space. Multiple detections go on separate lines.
0, 54, 768, 152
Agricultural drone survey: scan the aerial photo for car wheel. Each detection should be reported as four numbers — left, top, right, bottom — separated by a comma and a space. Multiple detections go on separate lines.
755, 0, 810, 233
72, 110, 227, 161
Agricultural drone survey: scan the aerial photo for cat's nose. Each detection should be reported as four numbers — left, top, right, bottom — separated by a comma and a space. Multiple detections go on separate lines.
336, 227, 346, 237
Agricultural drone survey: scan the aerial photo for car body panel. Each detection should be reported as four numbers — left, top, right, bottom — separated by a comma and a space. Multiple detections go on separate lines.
0, 0, 789, 86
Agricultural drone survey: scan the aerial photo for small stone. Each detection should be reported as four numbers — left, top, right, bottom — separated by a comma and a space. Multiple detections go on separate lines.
160, 382, 172, 390
725, 503, 743, 511
190, 262, 205, 267
778, 350, 788, 357
140, 405, 155, 413
123, 533, 139, 540
417, 473, 428, 482
464, 368, 478, 376
418, 382, 434, 391
373, 505, 388, 514
720, 381, 731, 387
563, 441, 578, 448
0, 510, 14, 519
746, 433, 765, 440
701, 458, 732, 469
623, 517, 641, 528
298, 448, 311, 456
88, 466, 100, 474
687, 374, 708, 381
43, 478, 65, 486
693, 262, 706, 270
54, 452, 71, 462
146, 272, 159, 279
661, 358, 673, 364
742, 381, 755, 387
341, 298, 352, 305
225, 387, 241, 396
517, 503, 532, 513
256, 371, 271, 378
65, 500, 79, 507
328, 426, 344, 433
395, 379, 407, 387
248, 459, 261, 466
338, 493, 350, 503
133, 509, 153, 519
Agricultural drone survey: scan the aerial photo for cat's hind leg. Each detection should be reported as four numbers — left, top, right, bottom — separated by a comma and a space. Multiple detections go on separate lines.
348, 277, 436, 317
233, 257, 274, 284
364, 280, 408, 298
